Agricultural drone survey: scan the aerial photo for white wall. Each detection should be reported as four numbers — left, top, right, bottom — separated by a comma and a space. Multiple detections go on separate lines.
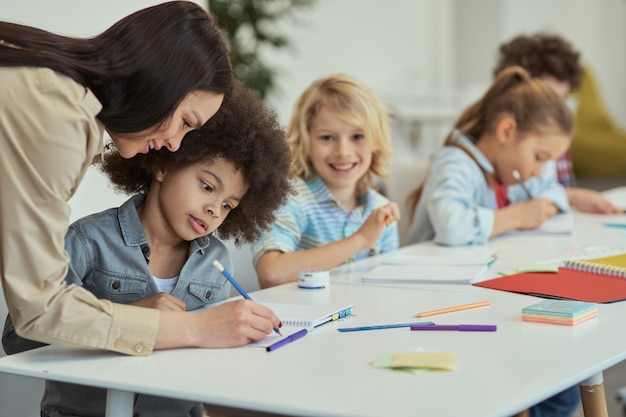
261, 0, 626, 244
264, 0, 626, 148
262, 0, 456, 125
1, 0, 625, 414
501, 0, 626, 127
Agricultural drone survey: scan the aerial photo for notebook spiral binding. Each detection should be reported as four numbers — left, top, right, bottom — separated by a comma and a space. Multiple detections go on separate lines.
283, 319, 314, 328
562, 259, 626, 277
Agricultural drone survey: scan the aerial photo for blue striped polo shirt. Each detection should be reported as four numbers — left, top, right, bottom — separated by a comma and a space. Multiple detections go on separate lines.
251, 176, 399, 266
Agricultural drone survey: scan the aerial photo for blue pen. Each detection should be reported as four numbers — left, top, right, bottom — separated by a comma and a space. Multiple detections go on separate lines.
337, 321, 435, 332
212, 260, 282, 336
266, 328, 308, 352
603, 222, 626, 229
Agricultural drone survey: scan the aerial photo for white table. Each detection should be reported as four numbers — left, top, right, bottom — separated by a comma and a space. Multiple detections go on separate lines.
1, 212, 626, 417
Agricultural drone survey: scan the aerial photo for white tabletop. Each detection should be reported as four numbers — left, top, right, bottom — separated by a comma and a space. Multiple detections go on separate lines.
2, 211, 626, 417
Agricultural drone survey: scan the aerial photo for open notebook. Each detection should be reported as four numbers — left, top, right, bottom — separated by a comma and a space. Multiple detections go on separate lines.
475, 252, 626, 303
362, 263, 490, 284
248, 302, 354, 349
259, 302, 353, 329
562, 252, 626, 271
381, 252, 495, 266
363, 243, 494, 284
503, 212, 574, 236
603, 186, 626, 210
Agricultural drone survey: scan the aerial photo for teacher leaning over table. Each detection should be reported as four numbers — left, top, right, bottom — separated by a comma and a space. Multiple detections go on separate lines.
0, 1, 281, 357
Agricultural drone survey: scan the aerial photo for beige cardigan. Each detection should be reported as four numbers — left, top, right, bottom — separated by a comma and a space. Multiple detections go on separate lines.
0, 66, 158, 356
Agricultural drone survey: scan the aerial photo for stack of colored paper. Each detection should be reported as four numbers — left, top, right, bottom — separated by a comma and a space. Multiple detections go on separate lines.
521, 299, 598, 326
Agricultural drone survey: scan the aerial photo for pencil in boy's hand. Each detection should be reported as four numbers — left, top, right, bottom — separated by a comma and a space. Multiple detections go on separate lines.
212, 260, 282, 336
512, 169, 533, 200
384, 215, 392, 227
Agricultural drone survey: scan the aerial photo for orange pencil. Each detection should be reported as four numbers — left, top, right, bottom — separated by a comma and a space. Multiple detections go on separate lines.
384, 215, 392, 227
414, 300, 491, 318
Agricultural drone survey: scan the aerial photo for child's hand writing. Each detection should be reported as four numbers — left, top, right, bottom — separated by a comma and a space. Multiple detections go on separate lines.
493, 198, 558, 236
193, 299, 281, 348
511, 198, 559, 230
355, 202, 400, 249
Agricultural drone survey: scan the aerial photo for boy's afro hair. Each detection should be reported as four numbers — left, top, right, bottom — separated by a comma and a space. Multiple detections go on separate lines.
100, 80, 293, 244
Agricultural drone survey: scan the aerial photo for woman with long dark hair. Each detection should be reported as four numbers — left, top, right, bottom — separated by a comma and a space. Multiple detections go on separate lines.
0, 1, 280, 357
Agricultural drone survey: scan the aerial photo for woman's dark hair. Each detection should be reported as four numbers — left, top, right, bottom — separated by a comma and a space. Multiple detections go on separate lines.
100, 80, 292, 244
0, 1, 232, 133
493, 33, 583, 90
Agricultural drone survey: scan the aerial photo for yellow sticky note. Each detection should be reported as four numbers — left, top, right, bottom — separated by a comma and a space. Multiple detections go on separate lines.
516, 263, 559, 273
370, 355, 427, 374
370, 355, 394, 369
390, 352, 457, 371
500, 264, 559, 275
498, 269, 517, 276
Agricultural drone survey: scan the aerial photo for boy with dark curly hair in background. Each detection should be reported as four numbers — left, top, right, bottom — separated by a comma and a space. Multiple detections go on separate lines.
494, 33, 620, 214
494, 33, 583, 98
2, 81, 292, 417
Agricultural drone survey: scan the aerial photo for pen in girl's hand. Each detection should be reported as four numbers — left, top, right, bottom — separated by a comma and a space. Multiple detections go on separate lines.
212, 260, 282, 336
512, 169, 533, 199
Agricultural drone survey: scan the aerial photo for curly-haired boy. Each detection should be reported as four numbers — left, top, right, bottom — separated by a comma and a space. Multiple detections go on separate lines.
2, 81, 292, 417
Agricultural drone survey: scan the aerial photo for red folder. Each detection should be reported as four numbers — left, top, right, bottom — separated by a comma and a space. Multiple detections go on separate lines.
473, 268, 626, 303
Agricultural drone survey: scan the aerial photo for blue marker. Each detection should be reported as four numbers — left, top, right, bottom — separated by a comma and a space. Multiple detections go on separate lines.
603, 222, 626, 229
337, 321, 435, 332
212, 260, 282, 336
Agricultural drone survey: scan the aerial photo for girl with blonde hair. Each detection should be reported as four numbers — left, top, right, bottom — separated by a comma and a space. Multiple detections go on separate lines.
252, 74, 400, 288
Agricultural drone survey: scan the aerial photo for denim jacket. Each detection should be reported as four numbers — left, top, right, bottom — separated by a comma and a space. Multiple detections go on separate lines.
3, 194, 231, 417
251, 176, 399, 266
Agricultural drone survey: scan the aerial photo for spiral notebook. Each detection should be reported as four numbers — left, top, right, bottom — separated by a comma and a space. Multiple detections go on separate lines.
259, 302, 353, 329
247, 302, 354, 349
474, 252, 626, 303
561, 253, 626, 273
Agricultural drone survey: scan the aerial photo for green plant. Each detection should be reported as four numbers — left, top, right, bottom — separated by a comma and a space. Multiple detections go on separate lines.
209, 0, 316, 99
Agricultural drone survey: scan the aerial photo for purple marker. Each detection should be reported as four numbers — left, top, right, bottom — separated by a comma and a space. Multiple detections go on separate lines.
266, 328, 308, 352
410, 324, 497, 332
